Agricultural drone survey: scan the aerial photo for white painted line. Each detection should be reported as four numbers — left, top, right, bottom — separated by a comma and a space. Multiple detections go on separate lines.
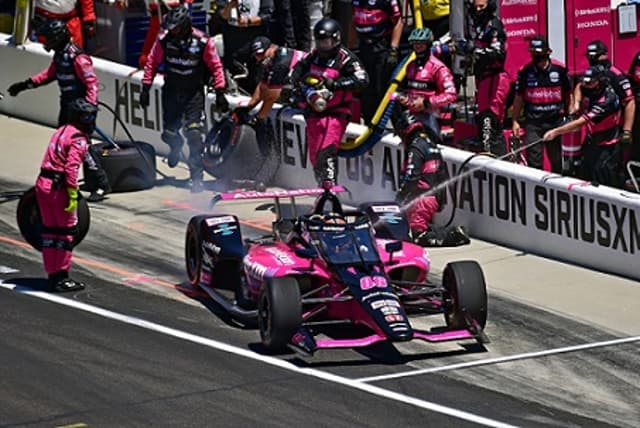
0, 280, 515, 428
358, 336, 640, 383
0, 265, 19, 274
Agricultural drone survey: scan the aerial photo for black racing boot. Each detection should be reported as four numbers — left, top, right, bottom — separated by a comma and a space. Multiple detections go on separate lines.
54, 277, 86, 292
168, 145, 182, 168
87, 188, 107, 202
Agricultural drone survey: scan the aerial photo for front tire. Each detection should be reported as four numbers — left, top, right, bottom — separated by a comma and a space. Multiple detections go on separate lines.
443, 261, 487, 330
258, 277, 301, 352
185, 216, 204, 288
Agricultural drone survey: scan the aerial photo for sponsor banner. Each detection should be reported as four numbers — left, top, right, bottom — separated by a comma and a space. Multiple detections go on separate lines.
1, 38, 639, 281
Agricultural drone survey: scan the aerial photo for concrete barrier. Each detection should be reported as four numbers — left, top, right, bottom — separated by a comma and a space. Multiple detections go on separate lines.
1, 35, 639, 281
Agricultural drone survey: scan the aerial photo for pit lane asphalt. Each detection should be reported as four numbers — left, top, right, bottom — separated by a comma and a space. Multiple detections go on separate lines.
1, 114, 639, 427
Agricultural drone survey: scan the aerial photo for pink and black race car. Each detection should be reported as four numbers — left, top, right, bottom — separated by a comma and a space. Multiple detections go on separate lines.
185, 183, 488, 355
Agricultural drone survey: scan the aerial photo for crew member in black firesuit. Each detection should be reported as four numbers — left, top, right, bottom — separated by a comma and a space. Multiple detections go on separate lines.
573, 41, 635, 146
140, 5, 228, 193
572, 41, 635, 185
351, 0, 403, 124
512, 36, 572, 173
291, 18, 369, 185
458, 0, 510, 155
36, 98, 97, 292
237, 36, 306, 141
394, 116, 469, 247
627, 51, 640, 190
543, 65, 622, 188
7, 19, 110, 203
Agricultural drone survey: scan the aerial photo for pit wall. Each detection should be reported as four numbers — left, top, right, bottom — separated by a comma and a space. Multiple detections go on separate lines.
1, 36, 639, 281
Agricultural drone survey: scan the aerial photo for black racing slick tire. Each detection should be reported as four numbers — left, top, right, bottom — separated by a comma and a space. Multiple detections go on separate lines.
16, 187, 90, 252
185, 215, 207, 288
442, 261, 488, 330
90, 141, 156, 192
203, 120, 262, 181
258, 277, 302, 352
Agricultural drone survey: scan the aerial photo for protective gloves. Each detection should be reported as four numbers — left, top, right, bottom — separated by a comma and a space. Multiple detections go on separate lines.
140, 84, 151, 108
455, 39, 475, 55
215, 89, 229, 112
322, 77, 336, 91
621, 130, 632, 146
8, 79, 33, 97
64, 187, 79, 212
386, 47, 400, 71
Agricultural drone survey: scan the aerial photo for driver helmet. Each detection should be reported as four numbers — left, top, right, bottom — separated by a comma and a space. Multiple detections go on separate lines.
314, 18, 341, 58
35, 19, 70, 52
164, 5, 191, 40
309, 212, 346, 225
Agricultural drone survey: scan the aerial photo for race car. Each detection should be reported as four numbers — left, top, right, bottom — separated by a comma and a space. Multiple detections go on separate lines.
185, 183, 488, 355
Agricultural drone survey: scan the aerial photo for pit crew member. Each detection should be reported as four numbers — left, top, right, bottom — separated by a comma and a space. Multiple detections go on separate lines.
36, 98, 97, 292
543, 65, 622, 187
141, 5, 228, 193
512, 36, 572, 173
291, 18, 369, 185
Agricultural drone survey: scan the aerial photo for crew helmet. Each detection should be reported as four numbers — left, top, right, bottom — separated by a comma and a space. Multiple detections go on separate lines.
69, 98, 98, 133
314, 18, 341, 55
165, 5, 191, 39
408, 27, 434, 47
35, 19, 70, 52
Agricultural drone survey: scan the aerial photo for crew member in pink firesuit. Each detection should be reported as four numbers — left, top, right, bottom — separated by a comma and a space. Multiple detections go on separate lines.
461, 0, 510, 155
394, 120, 469, 247
543, 65, 622, 188
140, 5, 228, 193
33, 0, 96, 50
393, 27, 457, 140
7, 19, 109, 203
36, 98, 97, 292
512, 35, 572, 173
291, 18, 369, 185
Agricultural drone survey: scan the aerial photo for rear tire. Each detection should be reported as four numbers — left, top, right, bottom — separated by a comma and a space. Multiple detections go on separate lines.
443, 261, 487, 330
258, 277, 301, 352
17, 187, 90, 252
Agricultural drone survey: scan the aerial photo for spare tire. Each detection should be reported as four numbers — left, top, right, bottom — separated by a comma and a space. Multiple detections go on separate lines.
16, 187, 90, 252
87, 140, 156, 192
